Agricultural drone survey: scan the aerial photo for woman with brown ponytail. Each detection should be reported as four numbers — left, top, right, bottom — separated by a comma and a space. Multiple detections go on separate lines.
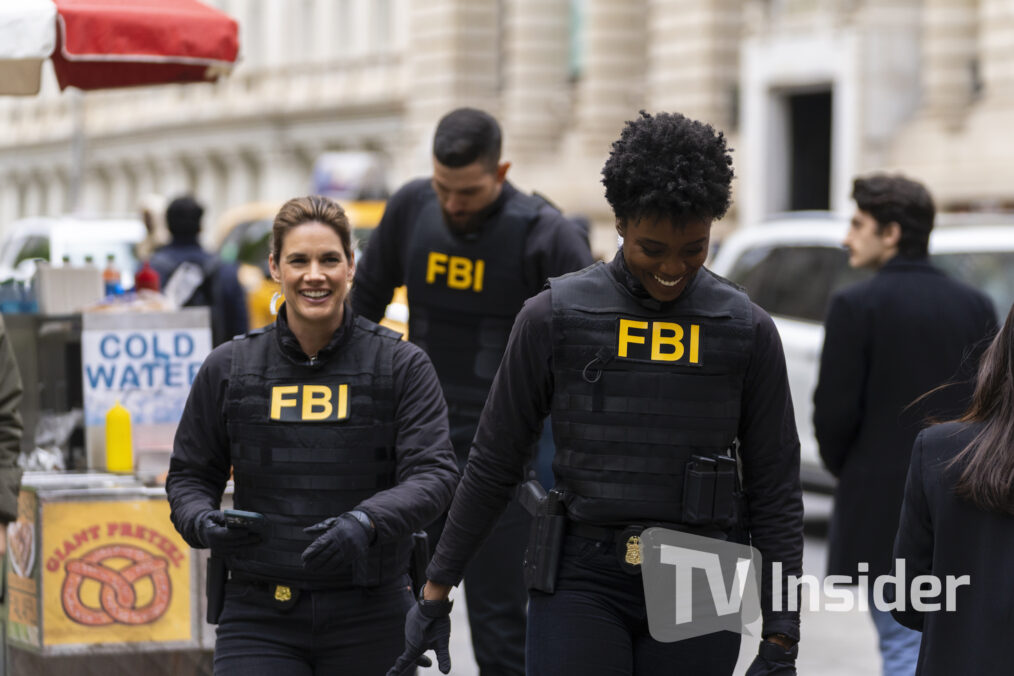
891, 302, 1014, 675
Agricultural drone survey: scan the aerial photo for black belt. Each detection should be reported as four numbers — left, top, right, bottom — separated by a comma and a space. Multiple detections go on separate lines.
228, 570, 352, 592
567, 520, 726, 543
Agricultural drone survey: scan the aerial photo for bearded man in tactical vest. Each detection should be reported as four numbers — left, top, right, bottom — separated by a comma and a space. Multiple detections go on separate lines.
351, 107, 592, 675
388, 111, 805, 676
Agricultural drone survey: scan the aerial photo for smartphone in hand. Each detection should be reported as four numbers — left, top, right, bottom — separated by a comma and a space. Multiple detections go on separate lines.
223, 509, 266, 532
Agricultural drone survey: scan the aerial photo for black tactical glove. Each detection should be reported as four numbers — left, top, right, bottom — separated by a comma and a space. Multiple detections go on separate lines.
196, 510, 261, 554
301, 512, 372, 571
745, 638, 798, 676
386, 596, 453, 675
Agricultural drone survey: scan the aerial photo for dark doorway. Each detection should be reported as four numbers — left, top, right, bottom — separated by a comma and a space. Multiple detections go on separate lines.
788, 90, 832, 211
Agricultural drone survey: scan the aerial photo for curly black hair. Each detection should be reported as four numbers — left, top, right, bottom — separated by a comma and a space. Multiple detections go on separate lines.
601, 111, 734, 225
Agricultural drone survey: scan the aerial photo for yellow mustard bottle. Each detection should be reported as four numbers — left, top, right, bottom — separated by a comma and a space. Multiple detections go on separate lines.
105, 400, 134, 474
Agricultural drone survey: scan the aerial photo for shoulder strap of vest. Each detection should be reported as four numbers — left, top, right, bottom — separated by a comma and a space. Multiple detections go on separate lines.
504, 190, 553, 224
353, 315, 403, 342
701, 266, 746, 293
549, 262, 611, 312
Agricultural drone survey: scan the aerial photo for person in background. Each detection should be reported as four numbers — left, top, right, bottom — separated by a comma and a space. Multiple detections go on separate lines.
389, 110, 804, 676
136, 193, 169, 262
892, 300, 1014, 675
0, 314, 22, 559
813, 174, 997, 675
150, 195, 249, 346
351, 107, 593, 675
166, 195, 459, 675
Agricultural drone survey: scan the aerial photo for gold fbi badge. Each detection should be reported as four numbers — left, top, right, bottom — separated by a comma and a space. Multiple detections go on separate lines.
625, 535, 642, 566
274, 585, 292, 602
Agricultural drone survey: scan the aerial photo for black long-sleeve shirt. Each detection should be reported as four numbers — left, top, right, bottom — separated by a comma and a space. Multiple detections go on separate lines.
165, 305, 460, 549
350, 179, 594, 324
427, 253, 804, 640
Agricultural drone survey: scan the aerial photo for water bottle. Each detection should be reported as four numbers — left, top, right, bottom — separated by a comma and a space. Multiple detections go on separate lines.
105, 400, 133, 474
102, 254, 122, 296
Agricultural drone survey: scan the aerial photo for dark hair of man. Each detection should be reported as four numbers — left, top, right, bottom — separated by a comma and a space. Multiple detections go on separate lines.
948, 301, 1014, 515
601, 110, 734, 227
851, 174, 935, 258
166, 195, 204, 240
271, 195, 353, 264
432, 107, 502, 172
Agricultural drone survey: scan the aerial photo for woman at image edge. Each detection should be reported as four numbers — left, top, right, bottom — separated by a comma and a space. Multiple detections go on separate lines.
166, 195, 458, 675
892, 301, 1014, 676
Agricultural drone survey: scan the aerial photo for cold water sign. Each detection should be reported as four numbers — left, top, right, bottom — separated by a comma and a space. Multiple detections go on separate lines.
81, 310, 212, 432
88, 332, 200, 391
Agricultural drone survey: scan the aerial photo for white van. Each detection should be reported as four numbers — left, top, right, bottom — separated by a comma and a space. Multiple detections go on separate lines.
0, 216, 147, 288
709, 212, 1014, 491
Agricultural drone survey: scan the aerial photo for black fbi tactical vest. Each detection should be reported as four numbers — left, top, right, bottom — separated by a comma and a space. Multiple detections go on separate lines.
405, 190, 543, 425
224, 317, 408, 587
549, 263, 754, 525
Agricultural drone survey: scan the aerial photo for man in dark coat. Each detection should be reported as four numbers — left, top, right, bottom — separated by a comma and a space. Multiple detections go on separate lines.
350, 108, 593, 676
813, 174, 997, 675
150, 195, 249, 346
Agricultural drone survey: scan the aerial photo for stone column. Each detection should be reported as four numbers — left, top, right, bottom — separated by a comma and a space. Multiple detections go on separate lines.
153, 158, 191, 201
45, 169, 69, 217
647, 0, 740, 129
979, 0, 1014, 103
80, 165, 111, 214
256, 146, 306, 203
502, 0, 571, 156
218, 150, 259, 212
922, 0, 977, 125
0, 173, 20, 227
574, 0, 647, 153
402, 0, 501, 177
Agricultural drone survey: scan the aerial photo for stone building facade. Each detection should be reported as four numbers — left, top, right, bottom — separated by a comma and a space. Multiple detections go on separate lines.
0, 0, 1010, 256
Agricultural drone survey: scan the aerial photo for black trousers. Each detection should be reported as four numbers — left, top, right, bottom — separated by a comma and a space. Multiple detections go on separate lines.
526, 535, 742, 676
213, 576, 414, 676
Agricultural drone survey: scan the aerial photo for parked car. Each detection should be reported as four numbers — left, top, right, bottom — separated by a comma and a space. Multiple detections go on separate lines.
214, 200, 408, 333
0, 215, 146, 289
709, 212, 1014, 492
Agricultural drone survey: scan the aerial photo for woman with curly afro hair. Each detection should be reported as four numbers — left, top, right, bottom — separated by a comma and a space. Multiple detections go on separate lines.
391, 112, 804, 676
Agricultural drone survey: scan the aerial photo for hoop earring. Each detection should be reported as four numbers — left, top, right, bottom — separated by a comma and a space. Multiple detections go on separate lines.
270, 292, 283, 316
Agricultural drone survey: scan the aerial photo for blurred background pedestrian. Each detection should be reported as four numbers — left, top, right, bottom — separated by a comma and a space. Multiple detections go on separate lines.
892, 300, 1014, 676
151, 195, 249, 346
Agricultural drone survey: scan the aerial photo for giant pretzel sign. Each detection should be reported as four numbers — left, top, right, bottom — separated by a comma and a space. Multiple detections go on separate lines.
61, 545, 172, 626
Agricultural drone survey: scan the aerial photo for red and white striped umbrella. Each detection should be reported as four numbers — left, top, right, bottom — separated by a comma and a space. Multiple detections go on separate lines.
0, 0, 239, 96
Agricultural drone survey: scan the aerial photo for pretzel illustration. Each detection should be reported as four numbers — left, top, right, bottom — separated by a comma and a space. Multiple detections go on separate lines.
61, 545, 172, 626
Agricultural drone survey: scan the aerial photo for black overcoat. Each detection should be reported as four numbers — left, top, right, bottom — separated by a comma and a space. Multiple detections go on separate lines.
892, 421, 1014, 675
813, 256, 996, 578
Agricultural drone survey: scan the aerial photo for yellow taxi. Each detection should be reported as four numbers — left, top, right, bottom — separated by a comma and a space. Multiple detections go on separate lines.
214, 200, 408, 335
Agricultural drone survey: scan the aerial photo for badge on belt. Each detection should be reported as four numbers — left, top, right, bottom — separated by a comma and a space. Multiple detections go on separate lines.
272, 584, 299, 611
617, 526, 644, 575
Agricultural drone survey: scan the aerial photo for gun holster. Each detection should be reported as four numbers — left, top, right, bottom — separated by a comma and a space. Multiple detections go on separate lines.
682, 453, 741, 528
409, 531, 430, 597
206, 555, 227, 624
519, 480, 567, 594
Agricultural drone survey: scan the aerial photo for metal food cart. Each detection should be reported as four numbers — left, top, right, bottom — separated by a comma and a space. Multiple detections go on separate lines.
3, 308, 218, 674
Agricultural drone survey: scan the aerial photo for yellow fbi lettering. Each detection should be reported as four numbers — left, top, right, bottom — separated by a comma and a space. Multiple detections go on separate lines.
270, 384, 349, 422
425, 251, 485, 291
616, 318, 701, 363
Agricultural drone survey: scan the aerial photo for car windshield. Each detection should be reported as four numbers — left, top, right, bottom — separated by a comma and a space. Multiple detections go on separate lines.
931, 251, 1014, 317
219, 220, 380, 278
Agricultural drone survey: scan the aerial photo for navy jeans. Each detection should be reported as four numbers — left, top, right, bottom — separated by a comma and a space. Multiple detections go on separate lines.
527, 535, 742, 676
213, 576, 414, 676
